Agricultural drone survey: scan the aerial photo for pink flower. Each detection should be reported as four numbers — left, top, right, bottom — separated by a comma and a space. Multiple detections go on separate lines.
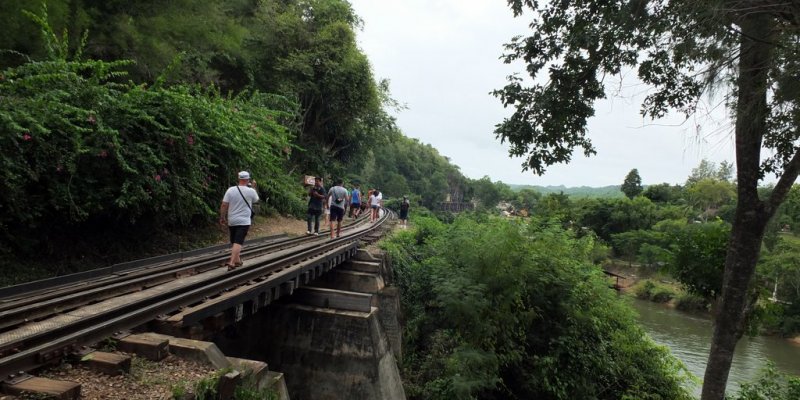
187, 134, 195, 146
99, 150, 108, 158
87, 115, 96, 125
154, 174, 162, 182
22, 133, 32, 141
56, 165, 63, 172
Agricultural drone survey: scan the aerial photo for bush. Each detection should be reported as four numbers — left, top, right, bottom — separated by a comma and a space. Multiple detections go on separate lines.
651, 286, 676, 303
0, 57, 303, 255
635, 280, 658, 300
675, 293, 708, 311
383, 216, 693, 400
731, 362, 800, 400
633, 279, 676, 303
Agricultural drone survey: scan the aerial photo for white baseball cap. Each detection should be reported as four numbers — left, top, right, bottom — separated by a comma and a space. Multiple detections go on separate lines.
238, 171, 250, 180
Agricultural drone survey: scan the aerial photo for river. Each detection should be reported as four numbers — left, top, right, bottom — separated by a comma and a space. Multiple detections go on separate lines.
630, 298, 800, 396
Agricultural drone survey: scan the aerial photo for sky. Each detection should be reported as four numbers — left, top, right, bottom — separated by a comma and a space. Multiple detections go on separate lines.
348, 0, 739, 187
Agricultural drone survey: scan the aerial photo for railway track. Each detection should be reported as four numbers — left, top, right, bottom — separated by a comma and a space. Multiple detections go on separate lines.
0, 209, 393, 380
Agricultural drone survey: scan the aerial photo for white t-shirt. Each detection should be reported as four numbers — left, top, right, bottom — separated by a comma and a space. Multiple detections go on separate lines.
222, 185, 259, 226
369, 194, 381, 207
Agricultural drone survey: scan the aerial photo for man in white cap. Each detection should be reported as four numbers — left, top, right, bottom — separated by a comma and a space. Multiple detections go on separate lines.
219, 171, 259, 270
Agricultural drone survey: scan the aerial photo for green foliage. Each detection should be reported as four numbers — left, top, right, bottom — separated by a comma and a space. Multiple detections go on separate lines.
233, 370, 279, 400
469, 176, 511, 210
1, 0, 390, 174
621, 169, 643, 199
383, 215, 693, 399
363, 135, 469, 208
171, 381, 188, 399
731, 362, 800, 400
193, 374, 217, 400
757, 236, 800, 336
510, 187, 541, 213
669, 221, 730, 300
686, 160, 734, 186
633, 280, 676, 303
642, 183, 685, 204
0, 55, 302, 254
685, 178, 736, 221
674, 292, 709, 312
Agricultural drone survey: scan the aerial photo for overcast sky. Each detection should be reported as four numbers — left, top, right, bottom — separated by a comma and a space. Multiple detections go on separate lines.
348, 0, 739, 187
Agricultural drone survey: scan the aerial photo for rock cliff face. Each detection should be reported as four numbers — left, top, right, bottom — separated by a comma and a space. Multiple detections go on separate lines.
212, 248, 406, 400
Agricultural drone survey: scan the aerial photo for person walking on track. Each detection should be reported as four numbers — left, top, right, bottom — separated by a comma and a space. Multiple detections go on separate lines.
400, 195, 410, 228
219, 171, 259, 270
327, 178, 349, 238
307, 177, 326, 235
369, 189, 382, 222
349, 182, 362, 218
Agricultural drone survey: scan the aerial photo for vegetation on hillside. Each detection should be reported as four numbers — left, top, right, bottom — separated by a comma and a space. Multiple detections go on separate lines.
383, 214, 694, 399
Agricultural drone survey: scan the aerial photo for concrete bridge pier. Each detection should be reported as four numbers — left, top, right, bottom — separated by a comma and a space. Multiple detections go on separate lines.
212, 248, 406, 400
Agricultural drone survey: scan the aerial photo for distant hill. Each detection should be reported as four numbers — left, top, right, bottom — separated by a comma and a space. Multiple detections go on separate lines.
508, 184, 625, 198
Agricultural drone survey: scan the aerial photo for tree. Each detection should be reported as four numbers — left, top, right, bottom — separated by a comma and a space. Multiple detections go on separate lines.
686, 178, 737, 221
512, 188, 541, 214
670, 221, 731, 301
1, 0, 391, 174
716, 161, 735, 182
470, 176, 504, 210
386, 215, 693, 399
621, 168, 643, 199
494, 2, 800, 398
642, 183, 683, 204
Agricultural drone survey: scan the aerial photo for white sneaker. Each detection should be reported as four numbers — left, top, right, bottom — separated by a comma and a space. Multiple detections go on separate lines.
306, 231, 312, 235
314, 232, 319, 236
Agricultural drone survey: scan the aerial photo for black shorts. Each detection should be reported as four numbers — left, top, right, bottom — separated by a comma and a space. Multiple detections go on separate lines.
330, 206, 345, 221
228, 225, 250, 245
308, 208, 322, 216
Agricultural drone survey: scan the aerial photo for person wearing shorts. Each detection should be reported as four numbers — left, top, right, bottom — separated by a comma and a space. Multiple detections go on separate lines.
369, 189, 382, 222
349, 183, 362, 218
327, 179, 349, 238
220, 171, 259, 270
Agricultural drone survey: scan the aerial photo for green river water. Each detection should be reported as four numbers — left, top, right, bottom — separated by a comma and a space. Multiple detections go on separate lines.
630, 298, 800, 397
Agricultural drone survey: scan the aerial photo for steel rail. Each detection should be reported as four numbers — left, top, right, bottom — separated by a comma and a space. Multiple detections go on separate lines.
0, 214, 372, 331
0, 212, 367, 302
0, 209, 391, 379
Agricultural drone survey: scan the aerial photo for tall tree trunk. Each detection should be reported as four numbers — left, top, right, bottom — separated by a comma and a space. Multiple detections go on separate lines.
700, 13, 775, 400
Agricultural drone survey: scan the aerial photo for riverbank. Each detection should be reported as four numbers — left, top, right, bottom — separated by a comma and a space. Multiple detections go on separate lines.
630, 298, 800, 396
607, 262, 800, 346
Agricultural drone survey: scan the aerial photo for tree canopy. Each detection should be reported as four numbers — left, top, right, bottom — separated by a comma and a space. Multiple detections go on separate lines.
621, 168, 643, 199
